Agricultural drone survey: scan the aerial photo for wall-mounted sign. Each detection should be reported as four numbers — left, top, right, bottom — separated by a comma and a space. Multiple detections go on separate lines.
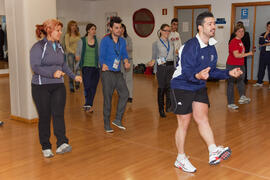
216, 18, 226, 24
241, 8, 248, 19
162, 9, 167, 15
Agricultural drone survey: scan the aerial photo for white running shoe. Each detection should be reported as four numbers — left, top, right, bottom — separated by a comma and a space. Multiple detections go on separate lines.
253, 83, 263, 87
42, 149, 54, 158
209, 146, 231, 165
174, 156, 197, 173
56, 143, 72, 154
238, 95, 251, 104
227, 104, 239, 109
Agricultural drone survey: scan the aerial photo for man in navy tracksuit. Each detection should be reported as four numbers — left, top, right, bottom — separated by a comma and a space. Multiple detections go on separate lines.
99, 16, 130, 133
253, 21, 270, 87
171, 12, 243, 173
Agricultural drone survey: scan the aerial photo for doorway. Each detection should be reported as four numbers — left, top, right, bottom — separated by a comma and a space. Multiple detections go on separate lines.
174, 5, 211, 44
232, 2, 270, 82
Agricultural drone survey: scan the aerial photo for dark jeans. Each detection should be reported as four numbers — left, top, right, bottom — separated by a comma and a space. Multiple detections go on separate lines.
101, 71, 128, 129
156, 64, 175, 111
156, 64, 175, 89
226, 64, 245, 104
82, 67, 100, 106
32, 83, 68, 150
257, 55, 270, 84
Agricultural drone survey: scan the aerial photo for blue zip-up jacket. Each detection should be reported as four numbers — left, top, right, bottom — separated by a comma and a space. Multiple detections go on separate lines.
30, 38, 75, 85
171, 34, 230, 91
259, 32, 270, 58
99, 34, 128, 71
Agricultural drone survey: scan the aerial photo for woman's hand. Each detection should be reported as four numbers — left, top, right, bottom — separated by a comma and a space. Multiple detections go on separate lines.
75, 76, 82, 83
54, 70, 65, 78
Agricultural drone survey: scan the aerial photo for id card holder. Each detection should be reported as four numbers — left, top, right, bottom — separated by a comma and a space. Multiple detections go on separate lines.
157, 57, 166, 65
113, 58, 120, 69
266, 46, 270, 51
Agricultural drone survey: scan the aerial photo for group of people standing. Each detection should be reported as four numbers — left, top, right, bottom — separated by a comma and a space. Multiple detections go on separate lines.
30, 17, 133, 157
27, 11, 270, 174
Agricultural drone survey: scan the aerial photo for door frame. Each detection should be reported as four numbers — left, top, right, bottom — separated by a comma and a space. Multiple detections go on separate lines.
231, 1, 270, 81
174, 5, 211, 37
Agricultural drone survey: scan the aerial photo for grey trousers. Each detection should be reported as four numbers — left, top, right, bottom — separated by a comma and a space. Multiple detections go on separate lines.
121, 59, 133, 98
226, 64, 246, 104
101, 71, 129, 129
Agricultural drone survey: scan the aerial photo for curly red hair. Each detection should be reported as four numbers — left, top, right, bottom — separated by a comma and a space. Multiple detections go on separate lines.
35, 19, 63, 39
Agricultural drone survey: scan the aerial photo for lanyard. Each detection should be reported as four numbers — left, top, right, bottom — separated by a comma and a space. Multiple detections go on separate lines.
160, 38, 170, 59
113, 40, 121, 59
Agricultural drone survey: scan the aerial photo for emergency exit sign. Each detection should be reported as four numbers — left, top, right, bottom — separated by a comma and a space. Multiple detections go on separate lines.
241, 8, 248, 19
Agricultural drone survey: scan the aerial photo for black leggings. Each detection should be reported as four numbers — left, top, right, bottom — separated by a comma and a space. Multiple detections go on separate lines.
32, 83, 68, 150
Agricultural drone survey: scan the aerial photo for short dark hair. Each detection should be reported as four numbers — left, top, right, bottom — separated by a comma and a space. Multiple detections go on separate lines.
110, 16, 122, 28
171, 18, 178, 24
267, 21, 270, 26
196, 11, 214, 32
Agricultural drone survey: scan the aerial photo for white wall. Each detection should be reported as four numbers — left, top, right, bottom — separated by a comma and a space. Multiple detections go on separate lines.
0, 0, 4, 15
57, 0, 266, 66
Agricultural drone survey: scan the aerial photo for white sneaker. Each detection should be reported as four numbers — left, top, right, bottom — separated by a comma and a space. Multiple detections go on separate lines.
253, 83, 263, 87
238, 95, 251, 104
174, 156, 196, 173
227, 104, 239, 109
209, 146, 231, 165
56, 143, 72, 154
42, 149, 54, 158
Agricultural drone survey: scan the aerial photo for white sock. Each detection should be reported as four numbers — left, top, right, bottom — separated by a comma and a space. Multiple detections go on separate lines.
177, 153, 186, 161
208, 144, 217, 153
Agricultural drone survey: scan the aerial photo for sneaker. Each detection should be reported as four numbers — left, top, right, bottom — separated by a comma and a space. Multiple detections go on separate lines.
127, 98, 133, 103
105, 127, 114, 133
253, 83, 263, 87
0, 121, 3, 126
56, 143, 72, 154
238, 95, 251, 104
82, 105, 93, 113
112, 120, 126, 130
174, 156, 196, 173
227, 104, 239, 109
209, 146, 231, 165
42, 149, 54, 158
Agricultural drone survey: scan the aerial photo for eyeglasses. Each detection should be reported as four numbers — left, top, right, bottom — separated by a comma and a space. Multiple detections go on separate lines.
162, 29, 171, 33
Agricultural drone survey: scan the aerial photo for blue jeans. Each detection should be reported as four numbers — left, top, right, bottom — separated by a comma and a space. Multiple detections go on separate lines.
66, 53, 80, 90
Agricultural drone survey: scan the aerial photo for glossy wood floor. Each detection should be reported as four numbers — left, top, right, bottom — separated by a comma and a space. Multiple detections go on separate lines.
1, 74, 270, 180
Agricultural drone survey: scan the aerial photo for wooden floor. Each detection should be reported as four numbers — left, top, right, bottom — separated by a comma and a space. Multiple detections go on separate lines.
1, 74, 270, 180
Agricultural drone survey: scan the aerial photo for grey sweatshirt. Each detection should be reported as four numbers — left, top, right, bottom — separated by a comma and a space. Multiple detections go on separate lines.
30, 38, 75, 85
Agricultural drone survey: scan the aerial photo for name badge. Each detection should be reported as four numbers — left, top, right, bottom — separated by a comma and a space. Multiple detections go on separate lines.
266, 46, 270, 51
157, 57, 166, 65
113, 59, 120, 69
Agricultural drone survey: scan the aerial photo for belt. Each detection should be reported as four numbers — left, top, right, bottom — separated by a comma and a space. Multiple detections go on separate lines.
159, 61, 174, 66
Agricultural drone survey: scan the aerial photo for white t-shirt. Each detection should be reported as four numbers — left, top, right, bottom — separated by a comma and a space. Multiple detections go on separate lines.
169, 31, 182, 52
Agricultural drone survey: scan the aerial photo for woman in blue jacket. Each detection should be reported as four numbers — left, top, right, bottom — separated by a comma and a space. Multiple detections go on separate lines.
30, 19, 82, 158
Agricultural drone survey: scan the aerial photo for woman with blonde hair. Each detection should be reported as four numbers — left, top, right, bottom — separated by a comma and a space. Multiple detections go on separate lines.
65, 20, 81, 92
30, 19, 82, 158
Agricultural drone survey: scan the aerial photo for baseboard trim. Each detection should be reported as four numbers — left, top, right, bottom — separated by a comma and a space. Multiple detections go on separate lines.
0, 73, 9, 77
10, 115, 38, 123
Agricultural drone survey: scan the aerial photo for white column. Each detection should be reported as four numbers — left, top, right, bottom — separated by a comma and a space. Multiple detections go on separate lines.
4, 0, 56, 122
